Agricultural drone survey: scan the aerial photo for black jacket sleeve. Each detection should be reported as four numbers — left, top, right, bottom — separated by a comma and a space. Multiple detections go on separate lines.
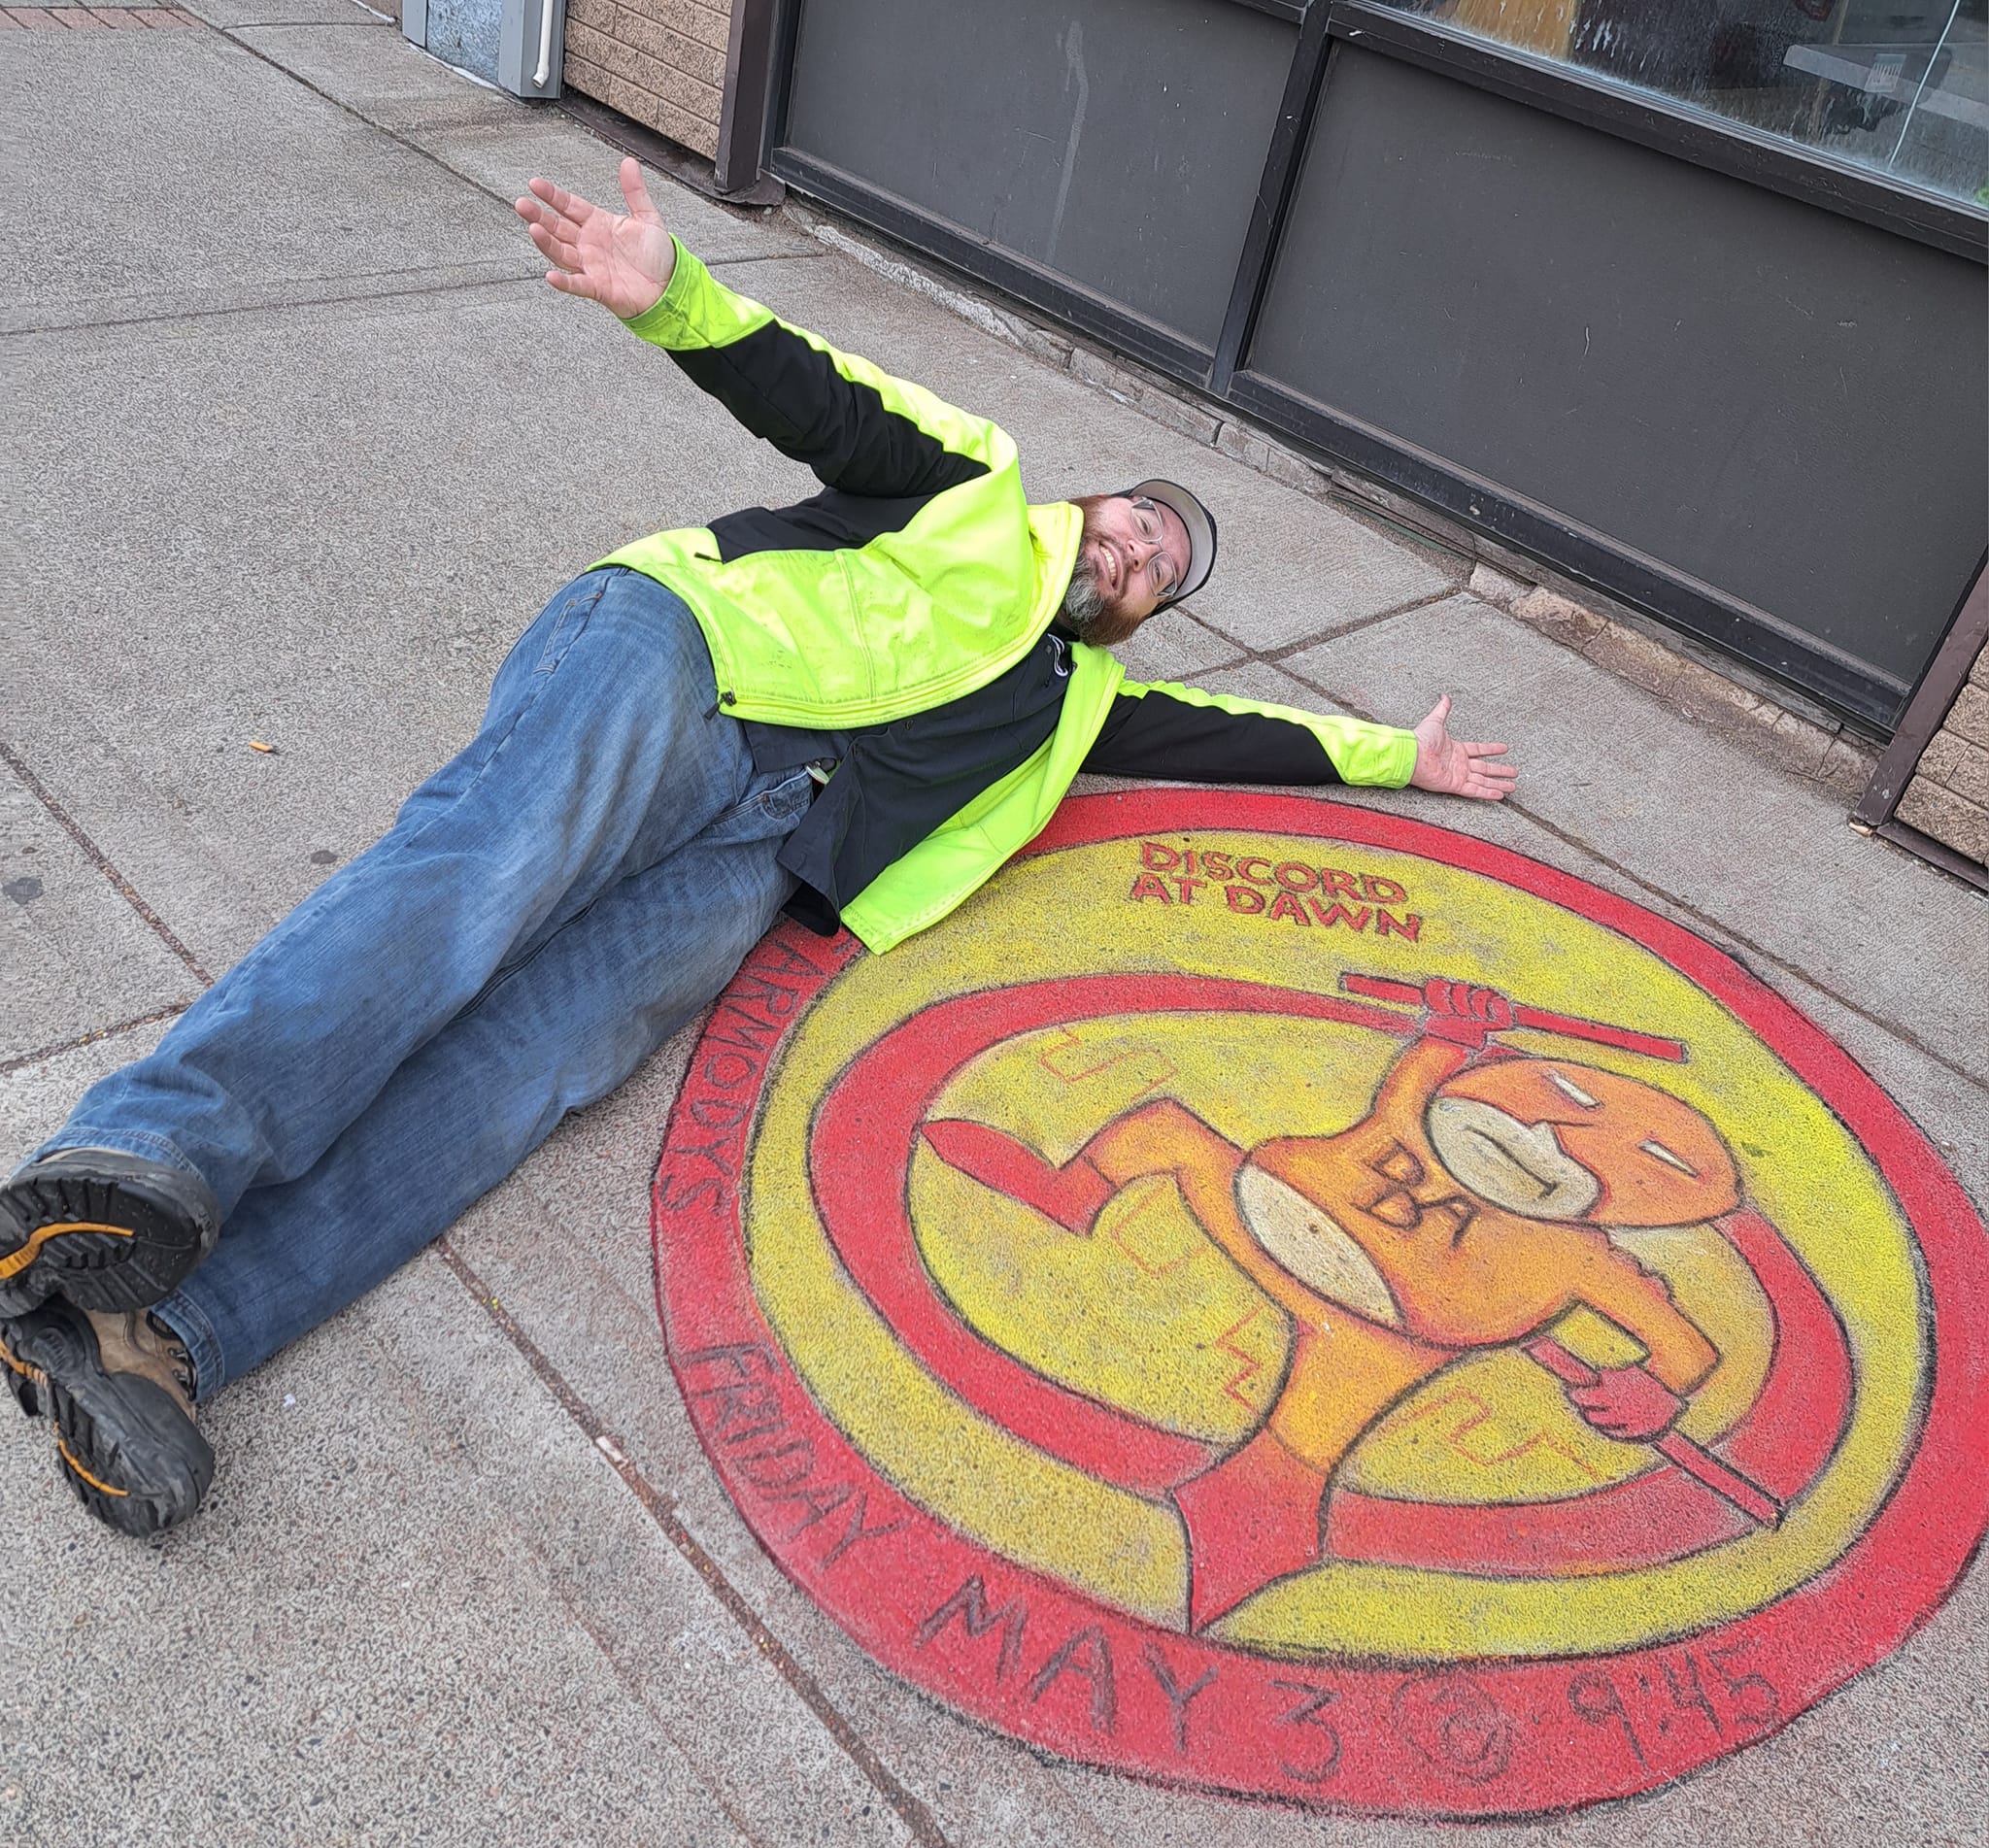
671, 326, 991, 499
1082, 689, 1345, 785
625, 242, 1002, 499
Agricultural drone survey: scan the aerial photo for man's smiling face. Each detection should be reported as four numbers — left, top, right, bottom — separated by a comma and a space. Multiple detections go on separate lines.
1062, 492, 1194, 645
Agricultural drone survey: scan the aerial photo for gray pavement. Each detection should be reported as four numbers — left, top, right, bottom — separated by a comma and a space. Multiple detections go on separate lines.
4, 11, 1985, 1845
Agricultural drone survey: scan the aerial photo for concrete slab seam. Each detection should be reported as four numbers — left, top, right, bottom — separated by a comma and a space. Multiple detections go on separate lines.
1254, 585, 1464, 658
1, 739, 213, 986
204, 20, 551, 219
0, 1002, 193, 1078
198, 15, 385, 24
208, 18, 777, 278
1262, 659, 1988, 1108
3, 8, 199, 24
432, 1236, 949, 1848
513, 1539, 775, 1848
705, 250, 831, 268
5, 267, 545, 339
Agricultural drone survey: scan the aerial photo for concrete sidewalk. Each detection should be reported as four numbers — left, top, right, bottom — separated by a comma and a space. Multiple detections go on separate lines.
4, 10, 1983, 1844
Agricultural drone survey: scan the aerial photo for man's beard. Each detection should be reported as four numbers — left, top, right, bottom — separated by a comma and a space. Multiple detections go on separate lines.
1058, 498, 1143, 647
1060, 550, 1109, 639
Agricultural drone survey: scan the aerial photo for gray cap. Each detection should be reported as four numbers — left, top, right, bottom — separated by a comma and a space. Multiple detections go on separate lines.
1125, 479, 1219, 608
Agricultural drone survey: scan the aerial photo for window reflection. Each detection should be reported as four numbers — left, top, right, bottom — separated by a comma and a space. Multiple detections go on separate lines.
1390, 3, 1989, 208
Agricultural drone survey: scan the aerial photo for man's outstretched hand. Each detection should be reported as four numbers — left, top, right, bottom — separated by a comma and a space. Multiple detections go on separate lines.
515, 157, 677, 320
1409, 694, 1517, 801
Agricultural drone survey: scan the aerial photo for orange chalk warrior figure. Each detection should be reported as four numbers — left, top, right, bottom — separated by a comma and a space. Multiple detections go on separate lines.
923, 981, 1741, 1629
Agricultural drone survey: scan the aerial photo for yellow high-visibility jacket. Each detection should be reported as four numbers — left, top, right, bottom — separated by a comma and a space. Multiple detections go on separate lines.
599, 241, 1416, 952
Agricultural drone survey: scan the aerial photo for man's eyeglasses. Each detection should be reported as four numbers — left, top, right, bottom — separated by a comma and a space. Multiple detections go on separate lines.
1129, 496, 1181, 601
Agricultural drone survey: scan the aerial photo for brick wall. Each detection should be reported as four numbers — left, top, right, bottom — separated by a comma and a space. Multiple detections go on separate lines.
562, 0, 732, 160
1897, 638, 1989, 866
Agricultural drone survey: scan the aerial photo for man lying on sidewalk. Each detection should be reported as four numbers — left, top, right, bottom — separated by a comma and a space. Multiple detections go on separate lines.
0, 160, 1516, 1535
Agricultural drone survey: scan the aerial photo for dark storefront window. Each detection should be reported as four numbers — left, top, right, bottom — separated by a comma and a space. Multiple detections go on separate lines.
1379, 3, 1989, 206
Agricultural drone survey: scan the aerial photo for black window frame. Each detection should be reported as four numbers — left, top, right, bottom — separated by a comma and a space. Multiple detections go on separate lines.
757, 0, 1986, 732
1328, 2, 1988, 265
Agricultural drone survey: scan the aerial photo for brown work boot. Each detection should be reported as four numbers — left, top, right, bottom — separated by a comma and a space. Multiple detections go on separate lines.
1, 1297, 214, 1535
0, 1148, 220, 1317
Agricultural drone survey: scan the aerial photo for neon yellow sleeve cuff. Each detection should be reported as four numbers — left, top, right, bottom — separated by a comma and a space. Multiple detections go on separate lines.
619, 238, 771, 350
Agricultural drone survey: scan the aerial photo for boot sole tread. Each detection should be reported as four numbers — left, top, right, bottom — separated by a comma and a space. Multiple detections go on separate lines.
0, 1161, 219, 1317
1, 1306, 214, 1536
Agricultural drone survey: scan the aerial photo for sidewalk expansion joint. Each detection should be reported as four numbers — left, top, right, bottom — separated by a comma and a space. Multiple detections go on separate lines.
706, 250, 829, 268
1258, 585, 1466, 659
207, 23, 774, 263
211, 26, 528, 216
2, 9, 199, 27
6, 267, 544, 339
0, 1002, 193, 1079
434, 1236, 951, 1848
0, 740, 214, 988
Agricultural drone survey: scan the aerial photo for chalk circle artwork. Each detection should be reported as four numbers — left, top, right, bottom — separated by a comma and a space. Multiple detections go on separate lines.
653, 791, 1987, 1818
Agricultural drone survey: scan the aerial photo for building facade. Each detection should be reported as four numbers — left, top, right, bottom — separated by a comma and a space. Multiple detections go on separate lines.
405, 1, 1988, 873
560, 0, 733, 159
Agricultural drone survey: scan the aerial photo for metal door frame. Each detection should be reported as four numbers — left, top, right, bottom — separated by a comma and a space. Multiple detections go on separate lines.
745, 0, 1989, 734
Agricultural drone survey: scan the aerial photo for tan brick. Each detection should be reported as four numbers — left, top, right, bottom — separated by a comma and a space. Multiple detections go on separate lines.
561, 52, 612, 102
1513, 587, 1603, 647
617, 0, 729, 50
669, 0, 733, 53
1214, 420, 1271, 472
1918, 730, 1989, 807
594, 39, 689, 112
1580, 620, 1680, 696
606, 73, 662, 130
1970, 642, 1989, 691
609, 13, 666, 59
566, 0, 616, 29
655, 92, 719, 156
615, 9, 725, 86
607, 41, 668, 93
562, 17, 619, 67
1133, 383, 1220, 447
660, 60, 719, 117
677, 37, 726, 88
592, 35, 717, 118
1466, 562, 1528, 610
1943, 683, 1989, 751
1898, 775, 1989, 864
1818, 733, 1877, 799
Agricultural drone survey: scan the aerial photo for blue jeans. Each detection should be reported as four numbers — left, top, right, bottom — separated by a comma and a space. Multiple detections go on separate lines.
34, 569, 812, 1396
